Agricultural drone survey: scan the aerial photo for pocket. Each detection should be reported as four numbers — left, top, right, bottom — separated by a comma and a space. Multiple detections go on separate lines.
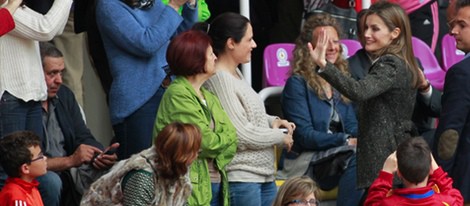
1, 92, 17, 103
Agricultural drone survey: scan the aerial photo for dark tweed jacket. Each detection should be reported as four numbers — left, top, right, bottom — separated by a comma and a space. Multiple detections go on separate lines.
318, 54, 417, 188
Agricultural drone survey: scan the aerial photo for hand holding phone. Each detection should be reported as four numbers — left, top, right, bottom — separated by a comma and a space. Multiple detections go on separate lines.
103, 147, 117, 155
101, 143, 119, 155
91, 143, 120, 169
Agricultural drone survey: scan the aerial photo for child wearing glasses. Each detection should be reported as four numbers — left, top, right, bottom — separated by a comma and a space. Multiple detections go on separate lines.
0, 131, 47, 206
365, 137, 463, 205
273, 176, 320, 206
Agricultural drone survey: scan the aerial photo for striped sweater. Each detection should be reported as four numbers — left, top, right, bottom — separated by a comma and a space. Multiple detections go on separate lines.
0, 0, 71, 101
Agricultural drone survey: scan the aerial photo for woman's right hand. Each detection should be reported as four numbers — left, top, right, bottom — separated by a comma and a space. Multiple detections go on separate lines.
168, 0, 189, 11
308, 28, 328, 68
283, 134, 294, 152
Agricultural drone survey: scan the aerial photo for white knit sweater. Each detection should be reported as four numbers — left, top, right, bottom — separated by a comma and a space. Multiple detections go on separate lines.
0, 0, 72, 101
204, 69, 285, 182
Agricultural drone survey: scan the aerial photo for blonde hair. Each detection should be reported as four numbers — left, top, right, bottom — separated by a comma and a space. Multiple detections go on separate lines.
364, 1, 421, 88
292, 13, 351, 102
272, 176, 318, 206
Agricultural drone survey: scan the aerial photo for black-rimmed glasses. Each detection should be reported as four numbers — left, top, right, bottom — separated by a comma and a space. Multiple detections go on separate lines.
30, 154, 46, 163
287, 199, 320, 206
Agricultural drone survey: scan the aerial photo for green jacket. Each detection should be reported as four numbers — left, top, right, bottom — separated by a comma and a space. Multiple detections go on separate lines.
155, 76, 238, 206
161, 0, 211, 22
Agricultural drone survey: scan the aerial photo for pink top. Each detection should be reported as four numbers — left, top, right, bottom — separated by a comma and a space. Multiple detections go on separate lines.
388, 0, 432, 13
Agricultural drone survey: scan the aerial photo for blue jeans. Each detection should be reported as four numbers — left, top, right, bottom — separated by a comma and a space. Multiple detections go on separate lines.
0, 92, 43, 188
316, 155, 364, 206
36, 171, 61, 206
229, 182, 277, 206
113, 87, 165, 160
210, 183, 221, 206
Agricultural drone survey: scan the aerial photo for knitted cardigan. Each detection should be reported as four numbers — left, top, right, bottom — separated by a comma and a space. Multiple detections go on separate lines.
80, 146, 192, 206
204, 70, 285, 182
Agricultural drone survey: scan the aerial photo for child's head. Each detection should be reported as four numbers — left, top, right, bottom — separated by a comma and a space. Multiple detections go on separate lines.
0, 131, 47, 180
272, 176, 319, 206
396, 136, 431, 184
154, 122, 202, 181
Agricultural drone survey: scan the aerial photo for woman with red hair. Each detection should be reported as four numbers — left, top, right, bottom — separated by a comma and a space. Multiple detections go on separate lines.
155, 30, 238, 206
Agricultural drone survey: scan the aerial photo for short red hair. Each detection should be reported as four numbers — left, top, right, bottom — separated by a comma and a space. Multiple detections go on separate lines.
166, 30, 212, 76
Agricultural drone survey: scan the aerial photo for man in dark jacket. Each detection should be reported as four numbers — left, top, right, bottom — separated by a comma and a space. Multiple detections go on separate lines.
37, 42, 119, 206
434, 0, 470, 203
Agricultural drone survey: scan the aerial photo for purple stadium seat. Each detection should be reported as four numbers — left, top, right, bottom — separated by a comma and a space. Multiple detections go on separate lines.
340, 39, 362, 58
411, 37, 446, 91
262, 43, 295, 87
441, 33, 465, 71
259, 43, 295, 101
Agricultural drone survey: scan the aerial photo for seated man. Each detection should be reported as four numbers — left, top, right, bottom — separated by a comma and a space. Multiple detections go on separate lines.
365, 137, 463, 205
37, 42, 119, 206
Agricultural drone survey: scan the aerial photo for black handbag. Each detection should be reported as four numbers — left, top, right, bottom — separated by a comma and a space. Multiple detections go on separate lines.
304, 0, 358, 39
304, 145, 355, 180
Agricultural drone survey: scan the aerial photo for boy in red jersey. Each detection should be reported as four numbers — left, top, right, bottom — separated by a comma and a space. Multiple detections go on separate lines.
0, 131, 47, 206
365, 137, 463, 206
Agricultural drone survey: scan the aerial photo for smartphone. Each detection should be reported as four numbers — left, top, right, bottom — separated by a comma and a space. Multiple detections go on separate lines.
104, 147, 117, 155
280, 128, 289, 134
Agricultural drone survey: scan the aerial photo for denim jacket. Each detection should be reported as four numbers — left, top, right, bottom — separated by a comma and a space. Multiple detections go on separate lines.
281, 75, 358, 158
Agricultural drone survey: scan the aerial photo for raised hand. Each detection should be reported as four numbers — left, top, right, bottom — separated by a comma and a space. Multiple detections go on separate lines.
382, 151, 397, 174
5, 0, 23, 14
308, 28, 329, 68
168, 0, 189, 11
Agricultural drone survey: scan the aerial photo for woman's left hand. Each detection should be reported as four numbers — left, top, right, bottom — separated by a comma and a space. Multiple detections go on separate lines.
417, 69, 431, 92
272, 118, 296, 134
188, 0, 196, 7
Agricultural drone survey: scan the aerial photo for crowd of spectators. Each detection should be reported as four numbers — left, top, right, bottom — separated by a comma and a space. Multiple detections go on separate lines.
1, 0, 470, 205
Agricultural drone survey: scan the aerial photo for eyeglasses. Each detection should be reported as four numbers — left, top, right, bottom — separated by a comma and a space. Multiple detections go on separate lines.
30, 154, 46, 163
287, 199, 320, 206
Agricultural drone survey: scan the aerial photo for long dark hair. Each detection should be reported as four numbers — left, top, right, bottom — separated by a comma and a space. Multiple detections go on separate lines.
193, 12, 250, 56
